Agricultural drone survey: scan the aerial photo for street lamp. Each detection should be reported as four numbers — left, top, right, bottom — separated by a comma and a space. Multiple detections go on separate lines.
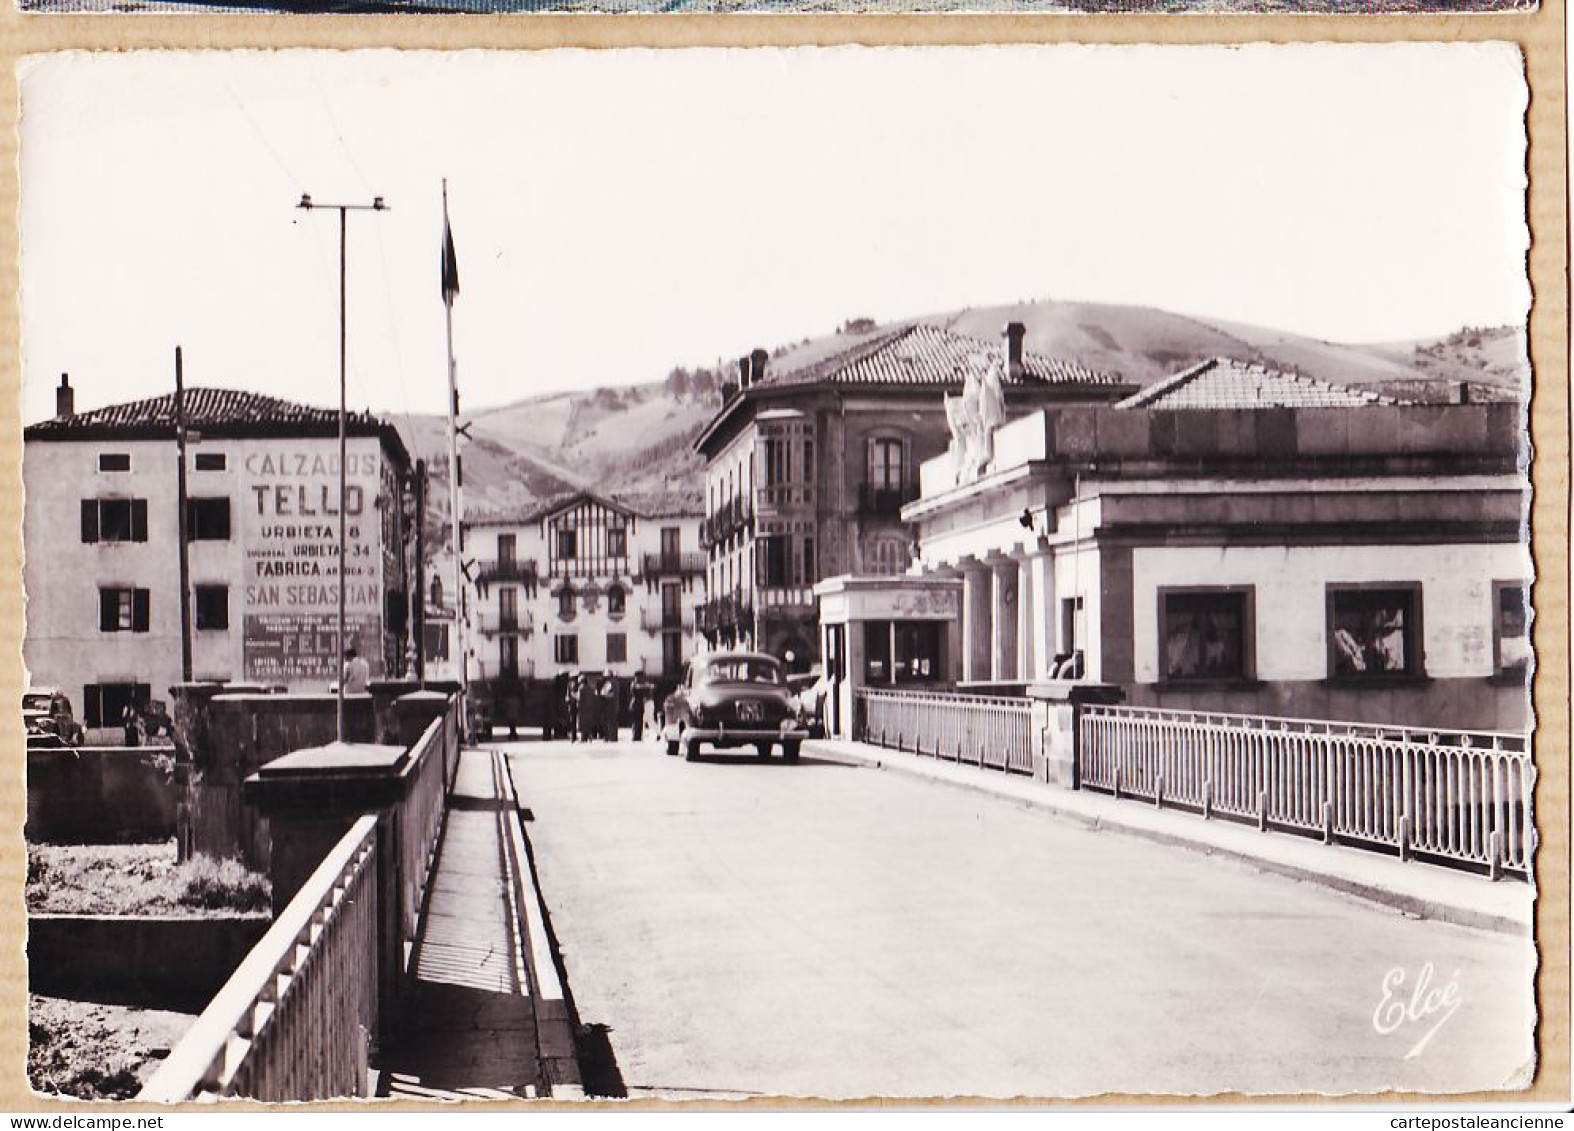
296, 192, 389, 743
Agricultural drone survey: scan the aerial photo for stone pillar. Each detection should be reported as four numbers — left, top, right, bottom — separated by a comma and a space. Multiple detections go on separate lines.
1028, 551, 1054, 682
393, 690, 453, 749
1027, 680, 1126, 787
990, 559, 1018, 684
962, 565, 992, 684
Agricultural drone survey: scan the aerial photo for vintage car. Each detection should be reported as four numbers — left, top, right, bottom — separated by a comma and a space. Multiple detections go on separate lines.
23, 688, 85, 748
662, 651, 807, 762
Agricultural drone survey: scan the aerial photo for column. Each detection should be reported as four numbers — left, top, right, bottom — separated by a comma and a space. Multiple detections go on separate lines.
990, 557, 1018, 683
1015, 552, 1034, 683
1028, 549, 1054, 682
961, 563, 992, 684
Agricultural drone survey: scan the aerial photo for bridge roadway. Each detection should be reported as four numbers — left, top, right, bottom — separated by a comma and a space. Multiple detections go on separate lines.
503, 734, 1536, 1102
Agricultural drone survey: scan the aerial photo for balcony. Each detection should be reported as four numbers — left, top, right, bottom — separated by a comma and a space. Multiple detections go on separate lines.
696, 593, 753, 637
474, 558, 539, 588
756, 484, 816, 513
641, 551, 706, 577
704, 497, 755, 548
475, 610, 531, 636
640, 607, 695, 633
858, 482, 920, 519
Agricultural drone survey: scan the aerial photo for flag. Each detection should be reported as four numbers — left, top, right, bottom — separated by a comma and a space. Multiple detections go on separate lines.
441, 199, 460, 306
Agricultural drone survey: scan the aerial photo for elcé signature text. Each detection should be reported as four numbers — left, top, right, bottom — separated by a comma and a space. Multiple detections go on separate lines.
1373, 962, 1463, 1060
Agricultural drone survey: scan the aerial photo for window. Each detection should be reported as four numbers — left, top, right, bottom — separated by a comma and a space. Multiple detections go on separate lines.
607, 585, 626, 617
194, 585, 229, 630
758, 535, 790, 587
424, 623, 450, 663
98, 453, 130, 472
869, 437, 905, 491
1494, 581, 1531, 677
83, 682, 151, 728
607, 527, 628, 558
499, 587, 519, 631
186, 497, 232, 541
555, 634, 579, 665
498, 533, 516, 564
868, 536, 908, 577
81, 498, 148, 543
607, 633, 628, 664
1328, 585, 1423, 679
430, 575, 444, 608
1160, 589, 1252, 682
99, 587, 150, 633
500, 635, 519, 678
194, 452, 226, 472
802, 439, 814, 483
556, 584, 576, 620
660, 527, 681, 559
556, 529, 578, 560
802, 537, 816, 585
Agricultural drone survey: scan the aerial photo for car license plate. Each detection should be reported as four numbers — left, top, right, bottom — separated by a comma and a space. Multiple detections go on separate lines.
737, 700, 763, 722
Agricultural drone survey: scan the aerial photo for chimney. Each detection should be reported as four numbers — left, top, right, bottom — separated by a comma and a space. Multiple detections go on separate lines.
721, 380, 739, 401
738, 355, 752, 390
55, 373, 74, 418
1003, 322, 1026, 379
750, 348, 769, 387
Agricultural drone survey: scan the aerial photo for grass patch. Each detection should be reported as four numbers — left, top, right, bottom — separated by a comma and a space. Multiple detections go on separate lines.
29, 994, 195, 1101
27, 841, 269, 916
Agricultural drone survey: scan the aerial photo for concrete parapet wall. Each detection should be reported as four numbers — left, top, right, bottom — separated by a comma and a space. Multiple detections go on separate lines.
28, 912, 269, 1013
27, 746, 178, 844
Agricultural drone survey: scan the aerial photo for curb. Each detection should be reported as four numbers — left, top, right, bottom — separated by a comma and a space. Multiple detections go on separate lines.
806, 740, 1533, 938
495, 751, 587, 1100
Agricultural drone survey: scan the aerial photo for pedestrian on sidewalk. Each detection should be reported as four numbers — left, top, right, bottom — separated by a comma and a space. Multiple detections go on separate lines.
576, 673, 596, 743
598, 675, 619, 741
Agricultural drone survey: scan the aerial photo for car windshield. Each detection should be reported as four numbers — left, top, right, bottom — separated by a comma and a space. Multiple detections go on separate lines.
702, 658, 782, 685
22, 694, 54, 712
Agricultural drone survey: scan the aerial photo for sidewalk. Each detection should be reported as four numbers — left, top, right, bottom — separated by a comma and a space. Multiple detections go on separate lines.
806, 737, 1535, 936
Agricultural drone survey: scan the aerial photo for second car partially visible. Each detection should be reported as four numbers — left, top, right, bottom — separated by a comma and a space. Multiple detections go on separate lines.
662, 651, 807, 762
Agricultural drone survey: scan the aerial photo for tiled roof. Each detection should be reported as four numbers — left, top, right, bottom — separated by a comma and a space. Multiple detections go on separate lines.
1116, 358, 1398, 410
763, 323, 1122, 389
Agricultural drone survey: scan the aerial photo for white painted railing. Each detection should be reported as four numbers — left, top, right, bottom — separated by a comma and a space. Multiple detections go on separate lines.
1079, 704, 1535, 877
139, 815, 381, 1101
858, 688, 1034, 775
396, 702, 459, 957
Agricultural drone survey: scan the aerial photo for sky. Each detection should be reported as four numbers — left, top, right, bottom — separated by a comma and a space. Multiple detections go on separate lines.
18, 44, 1530, 426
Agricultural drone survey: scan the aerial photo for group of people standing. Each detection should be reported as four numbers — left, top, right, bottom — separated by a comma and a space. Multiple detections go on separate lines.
547, 672, 662, 743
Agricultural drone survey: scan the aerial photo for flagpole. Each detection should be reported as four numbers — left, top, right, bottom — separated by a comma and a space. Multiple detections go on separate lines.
442, 179, 468, 739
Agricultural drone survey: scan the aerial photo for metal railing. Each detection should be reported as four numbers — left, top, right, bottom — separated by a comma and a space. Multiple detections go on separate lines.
395, 704, 459, 956
641, 551, 705, 576
640, 607, 694, 633
1079, 704, 1535, 876
474, 558, 538, 587
857, 688, 1034, 775
139, 815, 381, 1101
858, 482, 919, 518
475, 610, 530, 636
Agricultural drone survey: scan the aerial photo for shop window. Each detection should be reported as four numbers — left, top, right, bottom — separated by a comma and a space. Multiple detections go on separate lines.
194, 584, 229, 631
99, 587, 150, 633
554, 634, 579, 665
81, 498, 148, 543
1327, 584, 1423, 679
1494, 581, 1531, 677
893, 623, 941, 684
1160, 588, 1252, 682
83, 682, 150, 728
607, 633, 628, 664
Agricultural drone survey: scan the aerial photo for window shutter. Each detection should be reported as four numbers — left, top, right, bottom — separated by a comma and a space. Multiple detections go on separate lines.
99, 589, 118, 632
81, 501, 99, 543
132, 589, 150, 633
131, 499, 148, 542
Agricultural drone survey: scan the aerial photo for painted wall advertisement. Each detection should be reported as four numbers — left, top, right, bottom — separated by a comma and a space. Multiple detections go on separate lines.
241, 443, 384, 687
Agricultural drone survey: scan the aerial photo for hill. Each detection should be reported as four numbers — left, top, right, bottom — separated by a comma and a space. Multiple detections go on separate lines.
397, 299, 1528, 535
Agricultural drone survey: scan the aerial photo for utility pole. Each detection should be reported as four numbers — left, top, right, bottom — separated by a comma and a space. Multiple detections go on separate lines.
414, 459, 427, 686
296, 192, 389, 743
174, 347, 193, 683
